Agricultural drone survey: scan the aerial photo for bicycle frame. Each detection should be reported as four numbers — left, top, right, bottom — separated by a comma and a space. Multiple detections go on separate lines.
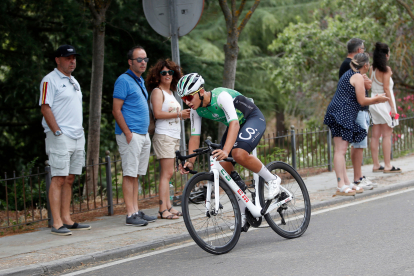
206, 149, 293, 219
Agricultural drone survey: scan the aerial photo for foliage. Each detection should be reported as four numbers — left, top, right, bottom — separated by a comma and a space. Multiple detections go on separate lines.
268, 0, 414, 123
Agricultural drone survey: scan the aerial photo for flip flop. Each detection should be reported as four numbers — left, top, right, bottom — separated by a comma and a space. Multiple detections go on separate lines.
333, 185, 356, 197
373, 165, 384, 172
383, 166, 402, 173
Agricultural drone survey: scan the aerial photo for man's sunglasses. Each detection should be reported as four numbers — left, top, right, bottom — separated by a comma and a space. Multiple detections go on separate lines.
160, 70, 174, 76
131, 57, 149, 63
69, 78, 80, 91
181, 87, 203, 102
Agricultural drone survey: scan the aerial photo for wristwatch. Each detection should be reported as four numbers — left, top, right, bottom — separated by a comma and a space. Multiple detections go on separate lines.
54, 130, 62, 136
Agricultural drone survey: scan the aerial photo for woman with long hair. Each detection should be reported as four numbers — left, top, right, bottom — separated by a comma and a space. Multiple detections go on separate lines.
369, 42, 402, 173
324, 53, 389, 196
146, 59, 190, 219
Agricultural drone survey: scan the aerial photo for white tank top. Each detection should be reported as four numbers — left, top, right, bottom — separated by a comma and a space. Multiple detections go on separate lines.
151, 89, 181, 139
369, 69, 398, 128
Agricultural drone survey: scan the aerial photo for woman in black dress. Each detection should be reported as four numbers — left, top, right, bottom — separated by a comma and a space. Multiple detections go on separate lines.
324, 53, 388, 196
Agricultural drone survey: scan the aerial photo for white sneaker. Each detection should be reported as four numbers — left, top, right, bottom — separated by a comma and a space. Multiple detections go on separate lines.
266, 176, 281, 200
362, 176, 378, 188
358, 177, 374, 190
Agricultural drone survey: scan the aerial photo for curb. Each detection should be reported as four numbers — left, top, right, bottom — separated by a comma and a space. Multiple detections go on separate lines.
1, 180, 413, 276
310, 179, 414, 210
0, 232, 192, 276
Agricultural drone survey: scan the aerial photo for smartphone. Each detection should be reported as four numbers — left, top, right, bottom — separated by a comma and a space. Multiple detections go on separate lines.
390, 112, 400, 119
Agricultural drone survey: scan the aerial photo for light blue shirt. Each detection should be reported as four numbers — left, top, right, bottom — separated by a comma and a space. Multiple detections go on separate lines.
113, 69, 149, 135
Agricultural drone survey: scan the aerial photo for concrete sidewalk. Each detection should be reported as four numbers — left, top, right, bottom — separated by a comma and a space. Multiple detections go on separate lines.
1, 154, 413, 276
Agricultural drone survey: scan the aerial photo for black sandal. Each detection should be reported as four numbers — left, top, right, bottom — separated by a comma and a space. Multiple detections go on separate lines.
168, 207, 183, 216
383, 166, 402, 173
373, 165, 384, 172
158, 209, 179, 219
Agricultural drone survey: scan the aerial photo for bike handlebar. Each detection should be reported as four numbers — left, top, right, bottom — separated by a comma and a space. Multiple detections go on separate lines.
175, 139, 235, 174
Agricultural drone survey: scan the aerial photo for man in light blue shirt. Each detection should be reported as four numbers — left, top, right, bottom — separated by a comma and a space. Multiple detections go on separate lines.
112, 46, 156, 226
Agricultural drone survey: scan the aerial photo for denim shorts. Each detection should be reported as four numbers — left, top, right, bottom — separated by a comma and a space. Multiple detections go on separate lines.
352, 111, 370, 148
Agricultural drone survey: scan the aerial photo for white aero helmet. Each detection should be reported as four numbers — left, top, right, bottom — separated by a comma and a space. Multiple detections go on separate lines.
177, 73, 205, 97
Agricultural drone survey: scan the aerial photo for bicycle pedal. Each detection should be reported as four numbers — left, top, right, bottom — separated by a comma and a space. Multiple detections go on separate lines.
241, 222, 250, 232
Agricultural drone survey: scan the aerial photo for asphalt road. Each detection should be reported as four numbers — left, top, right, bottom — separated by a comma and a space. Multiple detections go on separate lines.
63, 189, 414, 276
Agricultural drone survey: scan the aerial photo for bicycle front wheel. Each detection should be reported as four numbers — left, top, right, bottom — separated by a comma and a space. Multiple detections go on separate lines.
181, 172, 241, 255
258, 162, 311, 239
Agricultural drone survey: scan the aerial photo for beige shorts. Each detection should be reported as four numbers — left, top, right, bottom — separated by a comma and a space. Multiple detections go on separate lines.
152, 133, 180, 159
45, 132, 85, 177
116, 133, 151, 177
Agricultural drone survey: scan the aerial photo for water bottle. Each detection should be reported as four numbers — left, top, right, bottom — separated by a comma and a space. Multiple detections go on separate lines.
169, 182, 174, 204
230, 171, 247, 192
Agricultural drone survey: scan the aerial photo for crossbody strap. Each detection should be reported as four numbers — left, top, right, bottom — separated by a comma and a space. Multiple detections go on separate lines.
124, 73, 148, 101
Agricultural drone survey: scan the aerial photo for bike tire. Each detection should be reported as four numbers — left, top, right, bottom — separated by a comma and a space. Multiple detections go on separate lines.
258, 161, 311, 239
182, 172, 241, 255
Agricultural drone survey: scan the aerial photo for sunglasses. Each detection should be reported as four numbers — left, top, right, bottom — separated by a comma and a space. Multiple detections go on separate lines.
69, 78, 80, 91
160, 70, 174, 76
181, 87, 203, 102
131, 57, 149, 63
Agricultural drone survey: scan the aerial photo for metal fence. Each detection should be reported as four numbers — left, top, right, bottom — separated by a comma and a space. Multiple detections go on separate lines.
1, 116, 413, 230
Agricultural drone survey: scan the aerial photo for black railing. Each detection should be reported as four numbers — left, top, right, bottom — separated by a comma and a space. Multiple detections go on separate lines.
1, 116, 413, 230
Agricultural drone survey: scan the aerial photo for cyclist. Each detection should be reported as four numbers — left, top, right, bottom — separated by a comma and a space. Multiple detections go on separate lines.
177, 73, 281, 231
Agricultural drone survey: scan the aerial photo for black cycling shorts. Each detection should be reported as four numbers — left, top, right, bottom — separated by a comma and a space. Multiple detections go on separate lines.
220, 108, 266, 155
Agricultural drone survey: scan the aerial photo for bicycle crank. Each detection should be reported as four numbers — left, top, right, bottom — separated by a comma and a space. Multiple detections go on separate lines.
245, 208, 262, 228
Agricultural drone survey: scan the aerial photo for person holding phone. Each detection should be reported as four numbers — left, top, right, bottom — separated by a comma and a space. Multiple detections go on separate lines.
369, 42, 402, 173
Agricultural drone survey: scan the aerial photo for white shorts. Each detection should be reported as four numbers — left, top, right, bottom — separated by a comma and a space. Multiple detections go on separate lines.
152, 133, 180, 159
116, 133, 151, 177
45, 132, 85, 177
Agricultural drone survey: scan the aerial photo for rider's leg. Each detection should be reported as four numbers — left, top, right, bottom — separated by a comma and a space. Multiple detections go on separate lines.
232, 148, 276, 182
232, 148, 280, 199
221, 161, 234, 174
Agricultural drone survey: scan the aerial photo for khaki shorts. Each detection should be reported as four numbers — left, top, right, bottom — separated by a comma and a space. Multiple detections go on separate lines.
116, 133, 151, 176
45, 132, 85, 177
152, 133, 180, 159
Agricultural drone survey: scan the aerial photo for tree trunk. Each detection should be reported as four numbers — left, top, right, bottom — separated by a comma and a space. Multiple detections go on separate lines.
275, 109, 286, 135
218, 42, 239, 139
84, 0, 111, 196
217, 0, 260, 140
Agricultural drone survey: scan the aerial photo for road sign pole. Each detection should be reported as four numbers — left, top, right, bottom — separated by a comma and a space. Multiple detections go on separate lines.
169, 0, 187, 182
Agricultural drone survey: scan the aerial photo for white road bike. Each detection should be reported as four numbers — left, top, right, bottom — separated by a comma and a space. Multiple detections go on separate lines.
176, 139, 311, 255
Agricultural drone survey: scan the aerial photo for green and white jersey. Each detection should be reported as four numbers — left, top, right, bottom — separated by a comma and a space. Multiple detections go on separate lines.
190, 87, 258, 135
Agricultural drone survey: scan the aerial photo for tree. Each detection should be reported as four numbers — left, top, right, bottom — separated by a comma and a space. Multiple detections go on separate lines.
179, 0, 322, 134
85, 0, 112, 194
395, 0, 414, 21
217, 0, 260, 137
267, 0, 414, 125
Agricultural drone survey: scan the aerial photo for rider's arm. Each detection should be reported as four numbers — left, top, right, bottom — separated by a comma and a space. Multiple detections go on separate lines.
222, 121, 239, 154
179, 110, 202, 174
213, 92, 240, 160
188, 110, 202, 164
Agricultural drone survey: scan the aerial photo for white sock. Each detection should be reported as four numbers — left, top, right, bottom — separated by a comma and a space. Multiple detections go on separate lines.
258, 165, 277, 182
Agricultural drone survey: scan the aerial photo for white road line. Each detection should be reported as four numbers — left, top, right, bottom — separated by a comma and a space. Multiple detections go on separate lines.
62, 187, 414, 276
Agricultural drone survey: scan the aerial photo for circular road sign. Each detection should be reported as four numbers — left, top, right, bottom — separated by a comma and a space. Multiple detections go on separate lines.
143, 0, 204, 38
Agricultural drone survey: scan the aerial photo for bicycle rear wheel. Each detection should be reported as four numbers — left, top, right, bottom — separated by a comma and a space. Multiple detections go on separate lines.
182, 172, 241, 255
258, 162, 311, 239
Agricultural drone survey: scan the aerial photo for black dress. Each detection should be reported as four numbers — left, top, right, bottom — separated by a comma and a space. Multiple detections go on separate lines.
324, 69, 367, 143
